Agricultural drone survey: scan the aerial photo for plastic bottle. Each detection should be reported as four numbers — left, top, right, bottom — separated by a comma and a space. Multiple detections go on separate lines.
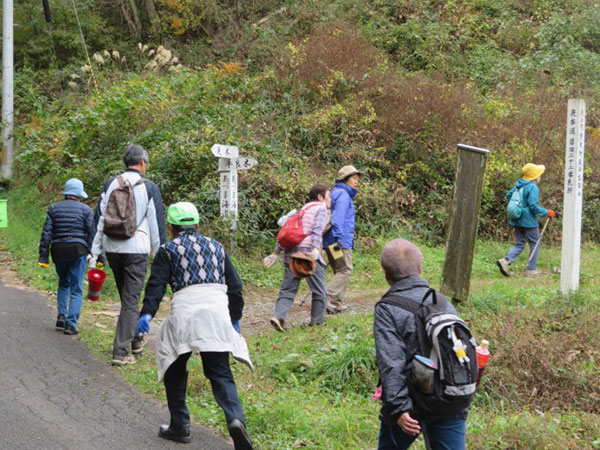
476, 339, 490, 386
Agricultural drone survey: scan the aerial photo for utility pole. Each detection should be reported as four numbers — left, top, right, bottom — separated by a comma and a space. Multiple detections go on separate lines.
2, 0, 14, 179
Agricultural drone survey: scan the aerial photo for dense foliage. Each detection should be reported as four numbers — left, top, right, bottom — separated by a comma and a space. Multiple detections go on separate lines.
7, 0, 600, 246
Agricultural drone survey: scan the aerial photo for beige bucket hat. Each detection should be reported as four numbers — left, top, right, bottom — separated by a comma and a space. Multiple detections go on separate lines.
336, 165, 365, 182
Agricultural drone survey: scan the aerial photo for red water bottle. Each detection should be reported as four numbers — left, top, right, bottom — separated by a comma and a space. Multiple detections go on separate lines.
476, 339, 490, 386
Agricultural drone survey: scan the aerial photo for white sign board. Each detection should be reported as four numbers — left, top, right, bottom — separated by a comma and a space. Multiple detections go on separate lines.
561, 99, 586, 294
220, 169, 238, 224
211, 144, 239, 159
212, 144, 258, 230
218, 157, 258, 172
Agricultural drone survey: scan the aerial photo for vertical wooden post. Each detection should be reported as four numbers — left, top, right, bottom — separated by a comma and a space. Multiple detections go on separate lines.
561, 99, 586, 295
440, 144, 490, 302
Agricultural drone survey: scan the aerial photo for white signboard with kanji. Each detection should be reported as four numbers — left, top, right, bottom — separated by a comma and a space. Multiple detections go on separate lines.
212, 144, 258, 230
561, 99, 585, 294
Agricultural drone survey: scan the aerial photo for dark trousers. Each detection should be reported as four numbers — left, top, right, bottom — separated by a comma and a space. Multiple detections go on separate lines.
164, 352, 246, 428
106, 252, 148, 357
378, 418, 466, 450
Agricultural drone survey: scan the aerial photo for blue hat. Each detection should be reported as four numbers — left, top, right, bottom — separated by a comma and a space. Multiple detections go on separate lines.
62, 178, 88, 199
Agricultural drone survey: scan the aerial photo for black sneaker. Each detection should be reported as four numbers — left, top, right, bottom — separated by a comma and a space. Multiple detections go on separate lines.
227, 419, 253, 450
158, 424, 191, 443
64, 324, 79, 335
55, 314, 66, 330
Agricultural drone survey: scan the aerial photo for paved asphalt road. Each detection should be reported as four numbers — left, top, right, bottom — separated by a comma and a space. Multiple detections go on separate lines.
0, 279, 233, 450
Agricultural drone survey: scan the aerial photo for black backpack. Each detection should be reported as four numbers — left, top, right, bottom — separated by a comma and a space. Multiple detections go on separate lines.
378, 288, 478, 416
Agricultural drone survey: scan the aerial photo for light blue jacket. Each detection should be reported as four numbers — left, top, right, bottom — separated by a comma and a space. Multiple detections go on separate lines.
323, 182, 357, 249
506, 179, 548, 228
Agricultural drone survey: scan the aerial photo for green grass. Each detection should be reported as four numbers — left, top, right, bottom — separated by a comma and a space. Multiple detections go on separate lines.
1, 185, 599, 449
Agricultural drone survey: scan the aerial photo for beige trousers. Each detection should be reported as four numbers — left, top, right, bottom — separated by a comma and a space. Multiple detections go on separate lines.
327, 248, 353, 303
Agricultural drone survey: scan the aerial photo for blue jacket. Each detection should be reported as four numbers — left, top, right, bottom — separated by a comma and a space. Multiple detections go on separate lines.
323, 182, 357, 249
506, 179, 548, 228
39, 199, 95, 264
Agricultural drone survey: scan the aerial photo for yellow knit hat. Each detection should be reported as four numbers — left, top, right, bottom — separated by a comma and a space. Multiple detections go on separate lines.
522, 163, 545, 181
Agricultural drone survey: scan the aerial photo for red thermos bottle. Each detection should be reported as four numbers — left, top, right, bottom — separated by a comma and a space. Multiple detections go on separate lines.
476, 339, 490, 386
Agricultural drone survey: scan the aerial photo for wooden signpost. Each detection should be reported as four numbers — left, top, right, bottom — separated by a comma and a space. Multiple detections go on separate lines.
561, 99, 586, 295
211, 144, 258, 231
440, 144, 490, 303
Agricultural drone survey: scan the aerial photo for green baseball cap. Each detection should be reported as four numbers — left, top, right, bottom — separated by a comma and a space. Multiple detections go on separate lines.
167, 202, 200, 225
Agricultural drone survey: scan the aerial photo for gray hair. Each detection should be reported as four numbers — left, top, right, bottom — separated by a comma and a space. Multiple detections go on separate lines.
380, 238, 423, 282
123, 144, 149, 167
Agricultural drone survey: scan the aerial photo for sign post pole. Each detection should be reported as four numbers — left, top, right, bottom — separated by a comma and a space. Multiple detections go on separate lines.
211, 144, 258, 232
561, 99, 586, 295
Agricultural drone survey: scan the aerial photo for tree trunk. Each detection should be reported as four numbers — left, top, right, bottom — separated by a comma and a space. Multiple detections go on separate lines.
118, 0, 140, 39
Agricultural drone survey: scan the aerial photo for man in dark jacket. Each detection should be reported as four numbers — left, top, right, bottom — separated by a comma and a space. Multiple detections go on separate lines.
323, 165, 363, 313
374, 238, 467, 450
38, 178, 95, 335
90, 144, 166, 366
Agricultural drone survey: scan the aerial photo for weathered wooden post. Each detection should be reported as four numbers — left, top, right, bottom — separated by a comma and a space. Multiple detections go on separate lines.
440, 144, 490, 303
561, 99, 586, 295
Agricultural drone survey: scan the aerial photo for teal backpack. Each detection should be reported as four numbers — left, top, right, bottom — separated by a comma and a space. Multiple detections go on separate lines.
507, 188, 523, 220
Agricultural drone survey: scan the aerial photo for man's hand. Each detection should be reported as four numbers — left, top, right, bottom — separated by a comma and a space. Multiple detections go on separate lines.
263, 253, 279, 268
136, 314, 152, 334
397, 412, 421, 436
548, 209, 556, 218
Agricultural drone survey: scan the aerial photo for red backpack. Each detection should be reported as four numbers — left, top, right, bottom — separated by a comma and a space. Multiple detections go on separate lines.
277, 204, 319, 249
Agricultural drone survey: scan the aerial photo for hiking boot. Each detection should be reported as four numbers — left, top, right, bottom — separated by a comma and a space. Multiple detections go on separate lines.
111, 354, 136, 366
64, 324, 79, 335
131, 334, 148, 354
227, 419, 253, 450
269, 317, 285, 332
158, 424, 191, 443
496, 258, 510, 277
55, 314, 66, 330
525, 269, 544, 278
326, 302, 339, 314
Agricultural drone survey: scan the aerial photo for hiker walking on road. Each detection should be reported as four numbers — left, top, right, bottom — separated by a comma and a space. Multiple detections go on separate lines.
136, 202, 253, 450
90, 144, 166, 366
496, 163, 555, 278
374, 239, 469, 449
38, 178, 95, 335
265, 184, 331, 331
322, 165, 363, 313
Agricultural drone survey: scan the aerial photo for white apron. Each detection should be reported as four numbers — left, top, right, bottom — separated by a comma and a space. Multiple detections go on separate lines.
155, 283, 253, 380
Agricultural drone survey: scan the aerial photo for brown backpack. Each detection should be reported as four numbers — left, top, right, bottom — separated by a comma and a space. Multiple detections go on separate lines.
103, 175, 144, 239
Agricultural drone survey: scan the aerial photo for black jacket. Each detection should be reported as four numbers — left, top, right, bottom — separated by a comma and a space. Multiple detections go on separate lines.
38, 199, 95, 264
373, 274, 467, 423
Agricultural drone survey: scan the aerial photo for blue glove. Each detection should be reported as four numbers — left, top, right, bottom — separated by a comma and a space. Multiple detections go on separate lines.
232, 320, 241, 333
137, 314, 152, 334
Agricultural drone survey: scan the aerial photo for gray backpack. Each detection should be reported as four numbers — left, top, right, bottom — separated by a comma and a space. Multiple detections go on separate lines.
103, 175, 143, 239
378, 288, 478, 416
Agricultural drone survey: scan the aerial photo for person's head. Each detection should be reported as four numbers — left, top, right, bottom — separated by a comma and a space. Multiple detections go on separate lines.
522, 163, 545, 183
62, 178, 88, 200
336, 165, 364, 189
308, 184, 331, 208
166, 202, 200, 237
380, 238, 423, 285
123, 144, 149, 175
